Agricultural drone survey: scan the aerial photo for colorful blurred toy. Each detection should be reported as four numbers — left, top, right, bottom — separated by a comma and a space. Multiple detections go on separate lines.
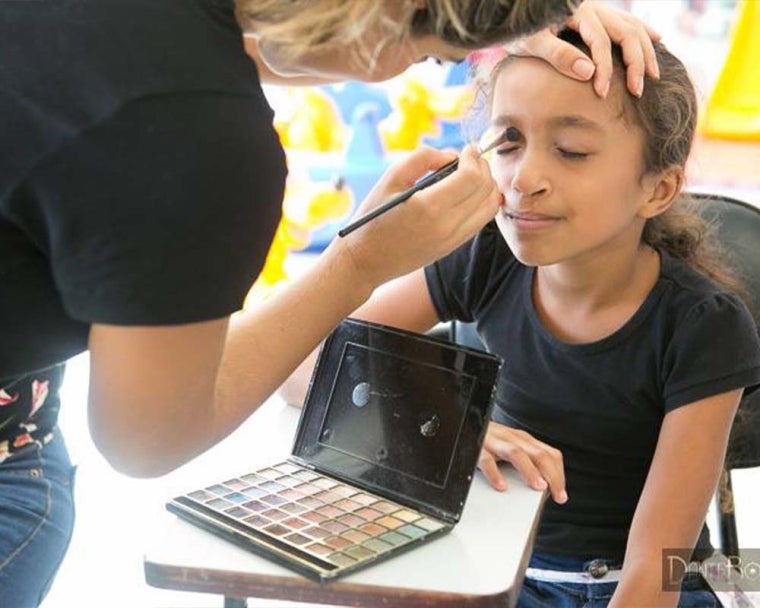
699, 0, 760, 141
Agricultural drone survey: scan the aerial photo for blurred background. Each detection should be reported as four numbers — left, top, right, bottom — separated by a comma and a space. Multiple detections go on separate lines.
43, 1, 760, 607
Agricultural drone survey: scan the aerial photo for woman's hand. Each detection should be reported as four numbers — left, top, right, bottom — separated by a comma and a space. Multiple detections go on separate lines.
328, 144, 501, 294
478, 422, 568, 504
506, 1, 661, 98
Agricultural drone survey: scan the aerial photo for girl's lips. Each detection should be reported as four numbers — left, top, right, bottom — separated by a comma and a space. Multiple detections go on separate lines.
502, 210, 560, 229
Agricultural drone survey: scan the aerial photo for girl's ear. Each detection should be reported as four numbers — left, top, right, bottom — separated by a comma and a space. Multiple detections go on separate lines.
638, 166, 683, 219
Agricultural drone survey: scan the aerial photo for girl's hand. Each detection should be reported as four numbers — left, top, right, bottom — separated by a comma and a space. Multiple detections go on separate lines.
478, 422, 568, 504
506, 1, 661, 98
330, 144, 501, 293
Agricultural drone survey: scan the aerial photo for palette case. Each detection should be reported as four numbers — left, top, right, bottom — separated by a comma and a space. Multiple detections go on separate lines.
167, 318, 501, 582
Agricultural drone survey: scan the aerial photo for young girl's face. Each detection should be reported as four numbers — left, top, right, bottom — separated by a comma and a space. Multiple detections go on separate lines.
488, 56, 654, 268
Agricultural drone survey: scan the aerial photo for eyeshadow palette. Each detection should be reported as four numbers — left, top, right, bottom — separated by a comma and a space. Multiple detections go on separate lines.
167, 318, 501, 581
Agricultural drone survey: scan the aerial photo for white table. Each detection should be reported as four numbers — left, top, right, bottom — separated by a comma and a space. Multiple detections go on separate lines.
143, 398, 546, 608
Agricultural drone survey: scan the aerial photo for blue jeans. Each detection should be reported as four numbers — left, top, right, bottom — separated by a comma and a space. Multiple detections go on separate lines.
0, 430, 76, 608
518, 552, 722, 608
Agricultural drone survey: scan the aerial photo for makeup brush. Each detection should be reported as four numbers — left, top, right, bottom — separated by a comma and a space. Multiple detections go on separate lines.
337, 127, 516, 238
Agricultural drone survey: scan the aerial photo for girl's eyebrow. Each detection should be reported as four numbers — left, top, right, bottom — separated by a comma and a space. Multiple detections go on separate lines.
491, 114, 604, 133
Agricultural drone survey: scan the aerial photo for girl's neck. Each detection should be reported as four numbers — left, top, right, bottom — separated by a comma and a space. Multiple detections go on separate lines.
532, 244, 661, 344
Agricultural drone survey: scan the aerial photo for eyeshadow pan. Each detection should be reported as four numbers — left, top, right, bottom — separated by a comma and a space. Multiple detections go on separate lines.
345, 545, 375, 560
334, 498, 362, 512
295, 484, 322, 496
316, 505, 343, 519
313, 490, 341, 503
322, 520, 349, 534
280, 488, 305, 501
307, 543, 333, 556
258, 468, 283, 479
356, 507, 382, 521
282, 517, 308, 530
393, 509, 422, 523
205, 484, 230, 495
224, 506, 249, 519
205, 498, 231, 510
415, 517, 446, 532
370, 500, 399, 514
378, 531, 409, 547
359, 522, 386, 536
397, 524, 426, 540
223, 478, 248, 490
262, 509, 287, 521
313, 477, 339, 489
293, 470, 319, 482
241, 500, 267, 512
303, 526, 330, 539
375, 516, 403, 530
263, 523, 289, 536
301, 510, 328, 524
284, 532, 310, 546
331, 485, 358, 498
224, 492, 249, 504
260, 481, 285, 492
364, 538, 393, 553
337, 514, 365, 527
243, 514, 270, 527
324, 536, 351, 550
261, 494, 287, 506
241, 487, 266, 499
341, 529, 370, 544
297, 497, 324, 510
188, 490, 214, 502
352, 493, 379, 506
280, 502, 307, 515
274, 462, 301, 475
239, 473, 265, 485
328, 552, 356, 567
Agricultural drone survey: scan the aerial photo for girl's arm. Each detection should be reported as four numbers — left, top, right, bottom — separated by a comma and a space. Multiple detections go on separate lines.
278, 268, 439, 408
610, 388, 743, 607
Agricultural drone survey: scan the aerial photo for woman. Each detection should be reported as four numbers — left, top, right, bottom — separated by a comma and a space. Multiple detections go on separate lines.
0, 1, 659, 605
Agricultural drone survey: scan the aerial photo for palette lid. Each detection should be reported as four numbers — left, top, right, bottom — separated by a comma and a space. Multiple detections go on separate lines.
292, 318, 501, 523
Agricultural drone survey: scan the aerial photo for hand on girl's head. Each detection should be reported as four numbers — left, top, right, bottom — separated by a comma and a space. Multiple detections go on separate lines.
507, 2, 660, 99
479, 422, 568, 504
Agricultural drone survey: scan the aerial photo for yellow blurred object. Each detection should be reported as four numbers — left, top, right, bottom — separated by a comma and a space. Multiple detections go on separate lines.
699, 0, 760, 141
247, 179, 354, 302
380, 80, 440, 151
277, 89, 345, 152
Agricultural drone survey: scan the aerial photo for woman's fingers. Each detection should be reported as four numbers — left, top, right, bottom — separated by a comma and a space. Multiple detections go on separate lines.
339, 145, 500, 290
510, 1, 660, 98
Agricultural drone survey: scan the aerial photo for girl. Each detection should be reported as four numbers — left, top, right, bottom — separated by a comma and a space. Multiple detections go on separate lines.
281, 29, 760, 607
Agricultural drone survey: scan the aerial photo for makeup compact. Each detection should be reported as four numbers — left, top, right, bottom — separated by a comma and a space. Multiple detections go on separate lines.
167, 318, 501, 581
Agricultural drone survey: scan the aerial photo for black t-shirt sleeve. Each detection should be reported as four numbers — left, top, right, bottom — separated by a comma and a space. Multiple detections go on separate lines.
22, 93, 286, 325
425, 222, 507, 323
663, 292, 760, 411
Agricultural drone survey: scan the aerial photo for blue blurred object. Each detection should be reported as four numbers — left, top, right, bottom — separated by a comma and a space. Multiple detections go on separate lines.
305, 103, 391, 251
321, 82, 392, 125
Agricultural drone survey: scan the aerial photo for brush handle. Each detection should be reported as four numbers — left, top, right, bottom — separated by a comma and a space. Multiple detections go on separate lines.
337, 158, 459, 237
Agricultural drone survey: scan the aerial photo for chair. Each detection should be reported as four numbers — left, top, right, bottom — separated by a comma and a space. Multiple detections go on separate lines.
690, 192, 760, 561
441, 191, 760, 561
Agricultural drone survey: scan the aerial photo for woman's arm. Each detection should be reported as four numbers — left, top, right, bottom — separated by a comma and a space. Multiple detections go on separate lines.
610, 389, 743, 607
278, 268, 439, 408
87, 148, 486, 477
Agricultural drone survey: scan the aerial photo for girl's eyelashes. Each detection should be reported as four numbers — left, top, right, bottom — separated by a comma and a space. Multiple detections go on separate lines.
556, 148, 589, 160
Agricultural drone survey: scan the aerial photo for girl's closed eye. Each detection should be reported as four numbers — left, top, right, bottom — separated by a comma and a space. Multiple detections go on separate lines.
556, 147, 590, 160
